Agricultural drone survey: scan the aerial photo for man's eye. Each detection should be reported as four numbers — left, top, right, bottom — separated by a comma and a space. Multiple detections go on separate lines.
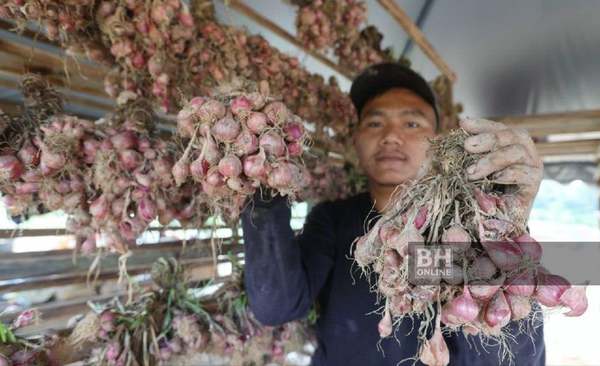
366, 120, 382, 128
406, 121, 420, 128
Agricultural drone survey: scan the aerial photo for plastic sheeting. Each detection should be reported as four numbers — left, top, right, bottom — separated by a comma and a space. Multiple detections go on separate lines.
407, 0, 600, 118
545, 162, 597, 184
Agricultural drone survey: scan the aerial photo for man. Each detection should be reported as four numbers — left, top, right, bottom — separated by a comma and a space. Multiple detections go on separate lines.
241, 63, 545, 365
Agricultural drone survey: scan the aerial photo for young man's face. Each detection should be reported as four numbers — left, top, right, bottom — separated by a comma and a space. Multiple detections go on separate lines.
352, 88, 437, 187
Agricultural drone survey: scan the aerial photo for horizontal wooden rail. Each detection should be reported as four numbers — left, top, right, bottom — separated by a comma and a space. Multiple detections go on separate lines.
0, 99, 101, 121
0, 225, 239, 239
0, 77, 113, 113
0, 239, 242, 292
0, 67, 107, 101
494, 109, 600, 139
0, 236, 239, 266
0, 19, 61, 50
535, 139, 600, 158
2, 275, 229, 337
3, 290, 130, 336
0, 31, 107, 81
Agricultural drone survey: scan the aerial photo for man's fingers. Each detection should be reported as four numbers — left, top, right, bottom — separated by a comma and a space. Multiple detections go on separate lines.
497, 128, 540, 165
460, 118, 544, 220
467, 144, 534, 180
463, 130, 523, 154
464, 128, 539, 162
463, 132, 497, 153
491, 164, 543, 197
459, 117, 507, 134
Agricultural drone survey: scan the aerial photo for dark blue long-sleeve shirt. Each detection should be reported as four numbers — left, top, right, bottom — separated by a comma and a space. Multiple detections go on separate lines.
241, 192, 545, 366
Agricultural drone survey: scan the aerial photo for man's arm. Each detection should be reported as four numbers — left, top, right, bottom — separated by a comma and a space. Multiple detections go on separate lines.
241, 197, 336, 325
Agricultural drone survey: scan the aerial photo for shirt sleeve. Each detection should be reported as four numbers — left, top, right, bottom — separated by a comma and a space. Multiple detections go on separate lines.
241, 198, 337, 326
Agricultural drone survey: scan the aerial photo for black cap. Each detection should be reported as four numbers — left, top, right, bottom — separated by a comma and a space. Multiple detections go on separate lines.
350, 62, 439, 128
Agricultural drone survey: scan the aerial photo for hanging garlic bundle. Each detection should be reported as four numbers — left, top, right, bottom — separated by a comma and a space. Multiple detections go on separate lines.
173, 83, 311, 220
0, 75, 65, 219
294, 0, 366, 52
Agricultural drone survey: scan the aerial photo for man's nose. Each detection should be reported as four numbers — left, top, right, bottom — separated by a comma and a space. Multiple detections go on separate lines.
380, 125, 405, 146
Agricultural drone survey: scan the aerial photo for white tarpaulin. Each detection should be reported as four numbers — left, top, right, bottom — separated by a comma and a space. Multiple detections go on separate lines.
407, 0, 600, 117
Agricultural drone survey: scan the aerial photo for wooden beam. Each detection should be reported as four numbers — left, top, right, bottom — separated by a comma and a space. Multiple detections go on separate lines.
0, 224, 237, 239
0, 227, 70, 238
0, 35, 110, 104
0, 19, 60, 49
377, 0, 456, 83
0, 100, 21, 114
224, 0, 352, 81
0, 238, 232, 261
0, 239, 239, 277
0, 70, 105, 102
0, 257, 220, 293
535, 139, 600, 157
0, 36, 107, 81
1, 291, 128, 335
0, 240, 242, 291
0, 66, 107, 101
2, 276, 227, 337
0, 98, 104, 121
494, 110, 600, 139
0, 79, 113, 115
3, 281, 225, 337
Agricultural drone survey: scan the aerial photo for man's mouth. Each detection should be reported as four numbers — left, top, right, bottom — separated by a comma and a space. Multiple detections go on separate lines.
375, 152, 408, 162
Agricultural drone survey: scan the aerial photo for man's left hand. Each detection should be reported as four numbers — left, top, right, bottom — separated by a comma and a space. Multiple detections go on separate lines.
459, 117, 544, 221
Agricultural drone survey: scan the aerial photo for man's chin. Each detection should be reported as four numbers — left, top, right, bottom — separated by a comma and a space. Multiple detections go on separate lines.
372, 172, 416, 186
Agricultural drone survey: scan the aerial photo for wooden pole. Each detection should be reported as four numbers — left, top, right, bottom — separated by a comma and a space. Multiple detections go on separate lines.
377, 0, 456, 83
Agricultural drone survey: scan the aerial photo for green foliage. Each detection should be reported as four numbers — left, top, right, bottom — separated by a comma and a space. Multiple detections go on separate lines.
0, 322, 16, 344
